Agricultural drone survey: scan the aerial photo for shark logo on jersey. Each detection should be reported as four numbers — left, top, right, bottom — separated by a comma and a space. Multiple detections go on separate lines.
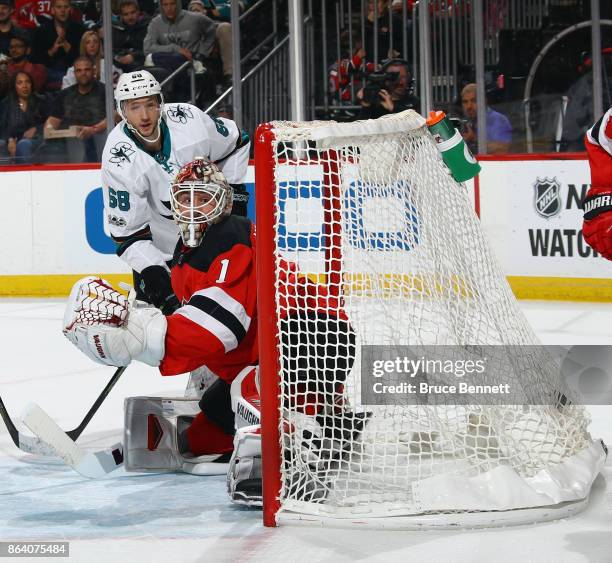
159, 199, 173, 220
109, 142, 135, 167
166, 105, 194, 124
107, 214, 127, 227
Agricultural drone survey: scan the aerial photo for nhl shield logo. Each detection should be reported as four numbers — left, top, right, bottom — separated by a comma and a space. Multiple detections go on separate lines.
533, 177, 561, 218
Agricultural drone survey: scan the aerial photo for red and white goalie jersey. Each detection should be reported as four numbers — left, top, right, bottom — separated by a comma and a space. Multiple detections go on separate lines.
160, 215, 347, 383
161, 215, 257, 381
583, 107, 612, 260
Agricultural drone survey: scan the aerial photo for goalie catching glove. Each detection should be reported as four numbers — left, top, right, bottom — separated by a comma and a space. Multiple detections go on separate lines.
582, 187, 612, 260
63, 276, 166, 367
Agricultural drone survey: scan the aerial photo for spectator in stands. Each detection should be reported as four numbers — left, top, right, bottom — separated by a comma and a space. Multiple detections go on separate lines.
112, 0, 150, 72
144, 0, 233, 89
44, 56, 107, 162
32, 0, 85, 87
358, 58, 419, 119
135, 0, 157, 17
62, 30, 122, 88
0, 0, 26, 57
14, 0, 86, 29
560, 52, 612, 152
188, 0, 214, 17
364, 0, 409, 62
391, 0, 416, 14
0, 50, 9, 98
188, 0, 242, 22
0, 70, 47, 163
7, 34, 47, 92
81, 0, 101, 28
459, 83, 512, 154
328, 30, 375, 110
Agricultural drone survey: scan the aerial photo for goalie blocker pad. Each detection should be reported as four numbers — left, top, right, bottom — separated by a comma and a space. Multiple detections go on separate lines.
124, 396, 229, 475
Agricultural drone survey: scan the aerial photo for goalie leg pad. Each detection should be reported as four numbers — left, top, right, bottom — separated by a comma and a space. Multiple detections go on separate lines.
124, 396, 229, 475
185, 365, 218, 399
227, 424, 262, 506
230, 366, 261, 430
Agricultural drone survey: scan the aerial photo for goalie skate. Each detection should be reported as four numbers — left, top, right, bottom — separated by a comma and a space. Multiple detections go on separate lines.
283, 410, 372, 504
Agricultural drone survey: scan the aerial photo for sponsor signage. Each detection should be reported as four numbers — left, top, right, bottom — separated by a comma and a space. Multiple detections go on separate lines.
478, 159, 612, 278
1, 159, 610, 298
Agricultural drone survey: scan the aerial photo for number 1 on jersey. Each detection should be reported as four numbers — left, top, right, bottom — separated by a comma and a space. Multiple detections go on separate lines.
216, 259, 230, 283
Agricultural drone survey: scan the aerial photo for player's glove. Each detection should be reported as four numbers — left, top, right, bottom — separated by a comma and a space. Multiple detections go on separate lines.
67, 307, 167, 367
139, 265, 181, 315
63, 276, 167, 367
582, 187, 612, 260
231, 183, 249, 217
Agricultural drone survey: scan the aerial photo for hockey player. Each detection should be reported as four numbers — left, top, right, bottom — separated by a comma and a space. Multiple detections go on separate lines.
64, 158, 361, 504
583, 106, 612, 260
101, 70, 250, 314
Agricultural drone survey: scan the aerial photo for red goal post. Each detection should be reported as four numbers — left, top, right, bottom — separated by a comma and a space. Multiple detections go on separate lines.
254, 123, 283, 526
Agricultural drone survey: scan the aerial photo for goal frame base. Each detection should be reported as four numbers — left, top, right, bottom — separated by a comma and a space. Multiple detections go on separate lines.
275, 497, 590, 530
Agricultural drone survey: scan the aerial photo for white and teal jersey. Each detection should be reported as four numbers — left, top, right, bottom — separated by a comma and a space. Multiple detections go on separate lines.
101, 103, 250, 273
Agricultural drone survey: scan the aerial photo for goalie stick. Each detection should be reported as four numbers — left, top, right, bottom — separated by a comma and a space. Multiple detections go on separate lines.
0, 365, 127, 456
21, 402, 123, 478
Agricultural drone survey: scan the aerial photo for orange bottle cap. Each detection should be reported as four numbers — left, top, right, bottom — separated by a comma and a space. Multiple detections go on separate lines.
426, 110, 446, 126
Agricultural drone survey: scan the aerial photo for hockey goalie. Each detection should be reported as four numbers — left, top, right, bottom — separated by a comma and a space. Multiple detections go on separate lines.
63, 158, 361, 505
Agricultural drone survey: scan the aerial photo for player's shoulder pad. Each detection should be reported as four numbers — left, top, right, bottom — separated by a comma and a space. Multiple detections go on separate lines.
164, 102, 202, 127
186, 216, 253, 272
102, 123, 138, 172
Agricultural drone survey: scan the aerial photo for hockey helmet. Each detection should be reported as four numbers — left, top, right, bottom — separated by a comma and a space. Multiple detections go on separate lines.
170, 158, 234, 247
114, 70, 164, 122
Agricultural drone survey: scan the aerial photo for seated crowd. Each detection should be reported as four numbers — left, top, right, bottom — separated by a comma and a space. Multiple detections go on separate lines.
0, 0, 249, 164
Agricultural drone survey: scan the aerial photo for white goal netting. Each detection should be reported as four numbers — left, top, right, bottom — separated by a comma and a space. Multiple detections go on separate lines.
259, 111, 605, 527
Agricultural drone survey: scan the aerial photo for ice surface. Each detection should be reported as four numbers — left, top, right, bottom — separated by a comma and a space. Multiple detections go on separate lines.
0, 299, 610, 563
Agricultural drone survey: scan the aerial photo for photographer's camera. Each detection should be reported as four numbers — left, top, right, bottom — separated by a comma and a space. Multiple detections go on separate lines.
362, 71, 399, 106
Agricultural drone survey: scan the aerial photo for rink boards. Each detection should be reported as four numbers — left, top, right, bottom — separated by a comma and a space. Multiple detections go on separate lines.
0, 155, 611, 301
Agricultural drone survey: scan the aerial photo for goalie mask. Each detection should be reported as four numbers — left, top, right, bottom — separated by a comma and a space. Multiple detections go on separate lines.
171, 159, 234, 247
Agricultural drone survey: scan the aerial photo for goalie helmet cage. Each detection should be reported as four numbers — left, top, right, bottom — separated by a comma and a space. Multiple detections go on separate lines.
254, 111, 605, 529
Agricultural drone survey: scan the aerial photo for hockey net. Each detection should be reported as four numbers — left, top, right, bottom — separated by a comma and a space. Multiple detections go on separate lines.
254, 111, 605, 528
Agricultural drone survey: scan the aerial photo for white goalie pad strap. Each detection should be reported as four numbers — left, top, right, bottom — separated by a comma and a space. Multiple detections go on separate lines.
227, 424, 262, 506
124, 396, 230, 475
66, 306, 166, 367
230, 366, 261, 429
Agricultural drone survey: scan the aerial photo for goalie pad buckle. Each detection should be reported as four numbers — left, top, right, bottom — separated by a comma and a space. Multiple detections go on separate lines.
124, 396, 229, 475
